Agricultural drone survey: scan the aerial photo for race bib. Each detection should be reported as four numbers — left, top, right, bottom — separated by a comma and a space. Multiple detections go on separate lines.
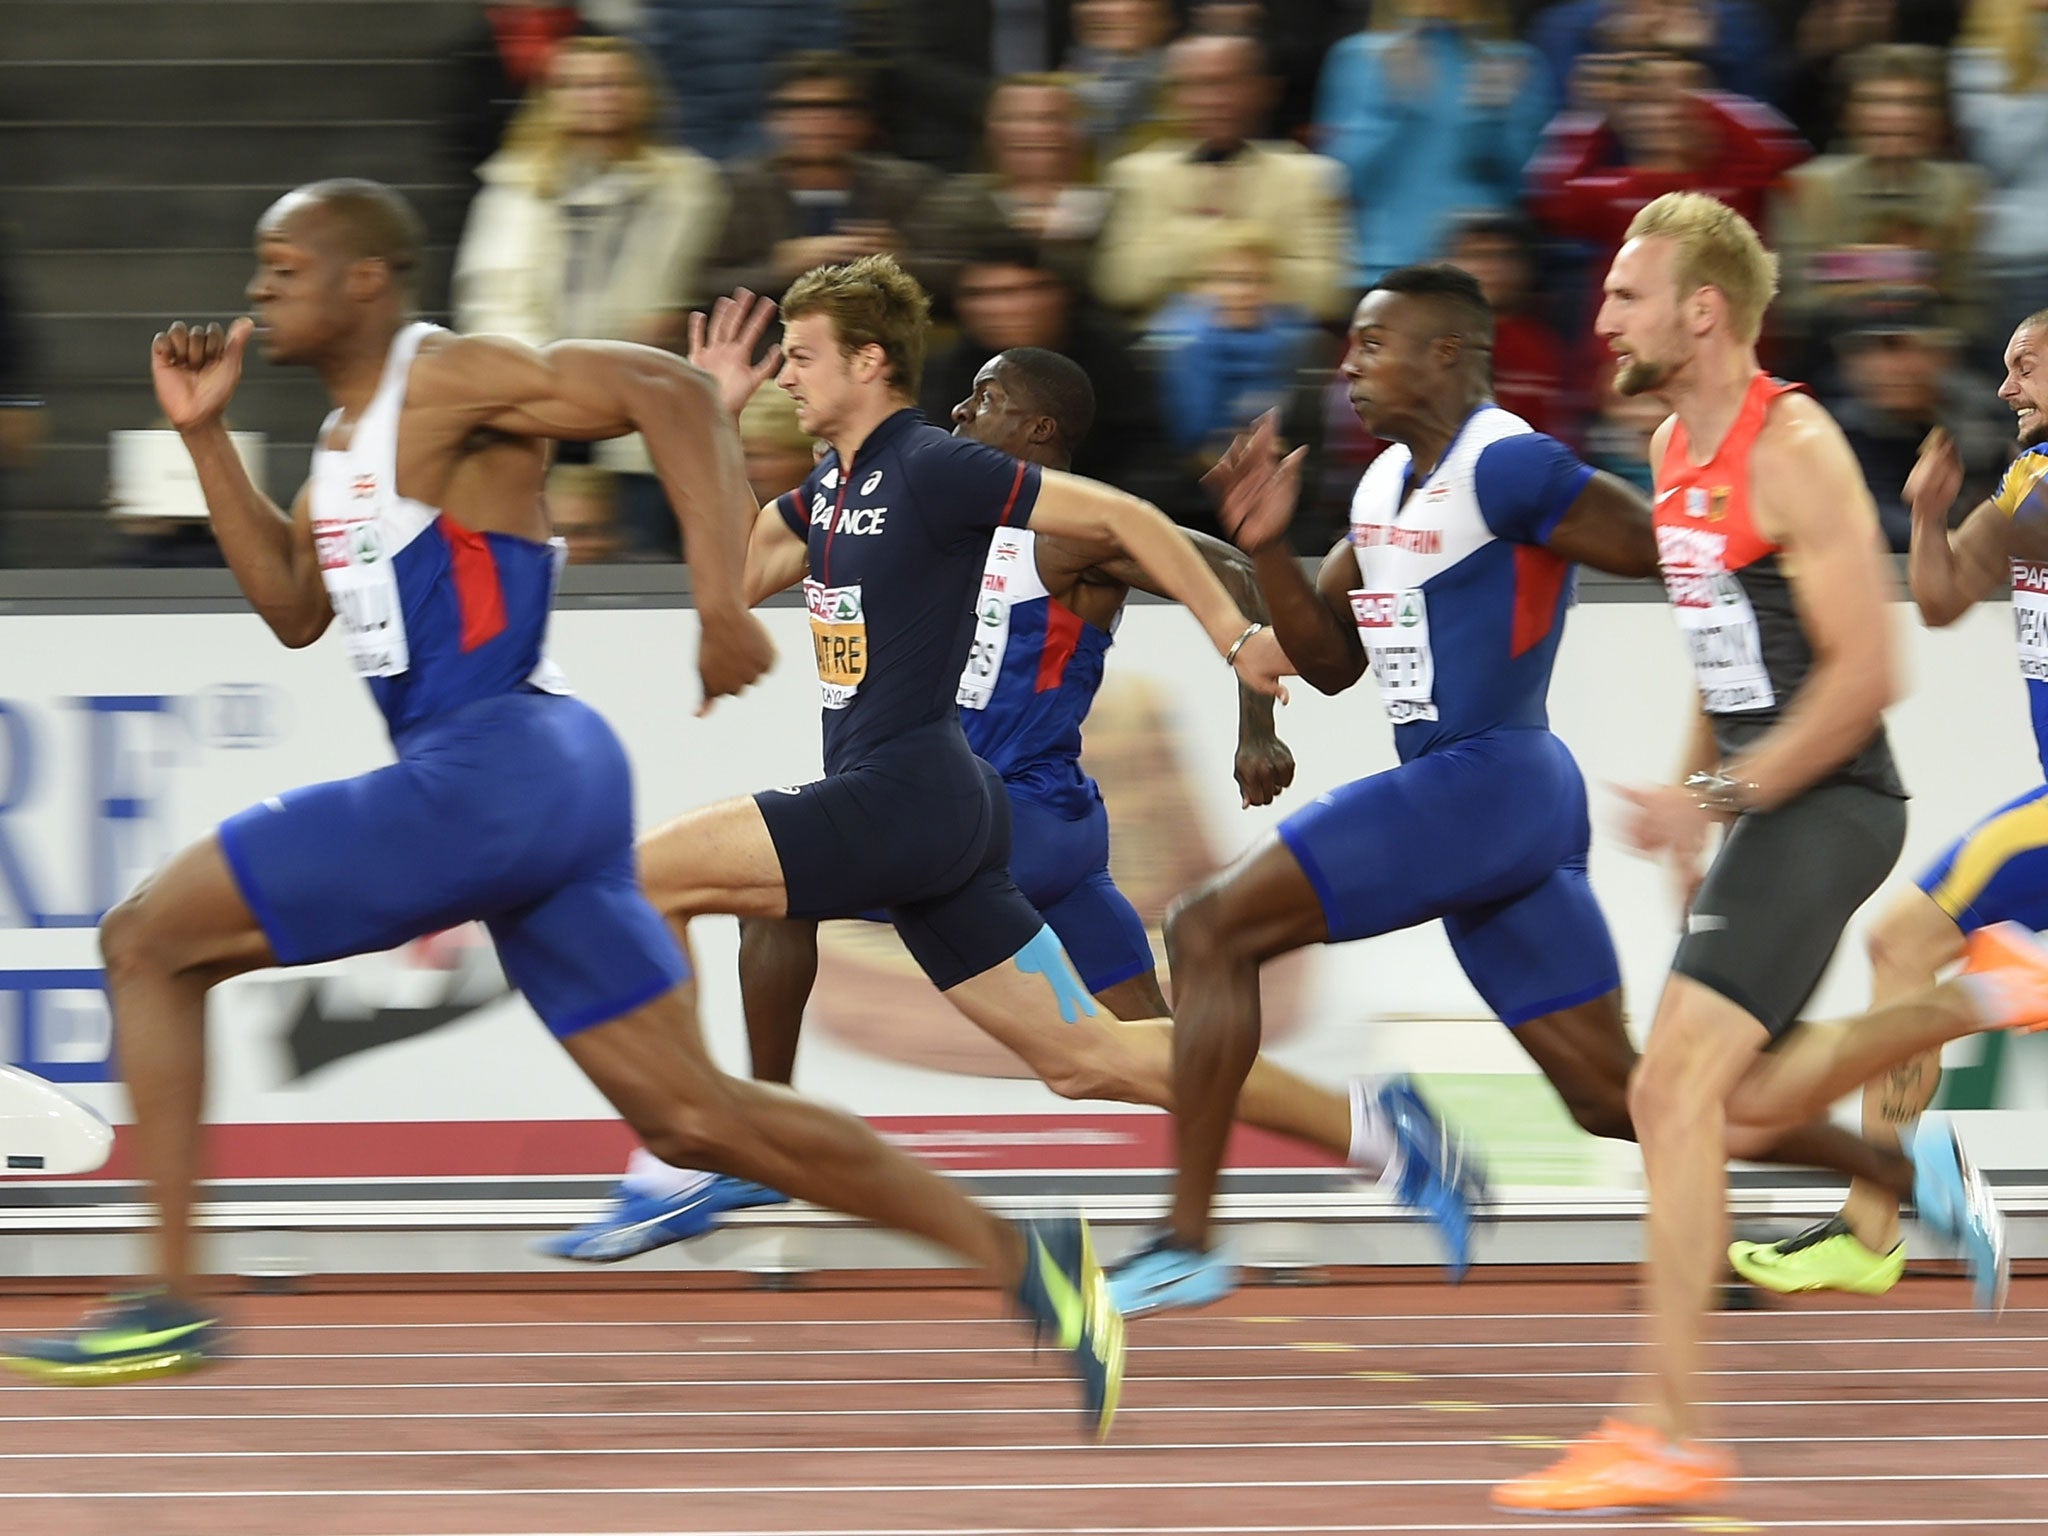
806, 578, 867, 709
1668, 568, 1774, 712
957, 530, 1031, 711
2014, 560, 2048, 680
1350, 588, 1436, 722
314, 513, 409, 678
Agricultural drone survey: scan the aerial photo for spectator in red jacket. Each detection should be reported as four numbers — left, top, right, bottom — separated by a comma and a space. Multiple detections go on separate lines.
1441, 210, 1571, 441
1527, 48, 1809, 423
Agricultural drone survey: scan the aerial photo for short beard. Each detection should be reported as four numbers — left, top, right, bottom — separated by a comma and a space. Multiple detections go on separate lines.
1612, 355, 1672, 397
2022, 412, 2048, 449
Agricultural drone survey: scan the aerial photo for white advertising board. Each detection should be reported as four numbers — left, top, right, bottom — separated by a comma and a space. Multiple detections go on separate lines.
1, 593, 2043, 1185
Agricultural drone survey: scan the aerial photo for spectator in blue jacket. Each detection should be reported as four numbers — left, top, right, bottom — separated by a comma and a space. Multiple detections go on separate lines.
638, 0, 844, 163
1145, 223, 1318, 461
1314, 0, 1553, 283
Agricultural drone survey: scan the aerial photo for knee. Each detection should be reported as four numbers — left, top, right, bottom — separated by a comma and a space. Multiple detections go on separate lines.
1164, 880, 1236, 969
1563, 1083, 1636, 1143
98, 884, 169, 986
1866, 895, 1960, 985
638, 1084, 743, 1173
1626, 1048, 1715, 1138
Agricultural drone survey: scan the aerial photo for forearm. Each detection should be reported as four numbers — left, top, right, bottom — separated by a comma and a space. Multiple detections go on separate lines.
1196, 535, 1278, 738
1675, 705, 1719, 782
1251, 544, 1359, 694
182, 423, 320, 643
1906, 511, 1989, 626
1109, 502, 1250, 652
629, 367, 751, 616
1722, 659, 1892, 809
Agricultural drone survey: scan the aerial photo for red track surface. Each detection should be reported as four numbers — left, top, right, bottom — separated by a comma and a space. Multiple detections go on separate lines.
2, 1276, 2045, 1535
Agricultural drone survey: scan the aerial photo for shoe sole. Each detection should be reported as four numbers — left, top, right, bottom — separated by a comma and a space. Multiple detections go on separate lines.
0, 1348, 219, 1384
540, 1185, 792, 1263
1727, 1246, 1902, 1297
1110, 1273, 1237, 1319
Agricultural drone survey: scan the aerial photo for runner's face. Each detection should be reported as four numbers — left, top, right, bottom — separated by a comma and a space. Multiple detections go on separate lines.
246, 200, 352, 364
952, 357, 1039, 459
1999, 322, 2048, 448
1598, 236, 1691, 398
777, 314, 868, 439
1338, 290, 1439, 435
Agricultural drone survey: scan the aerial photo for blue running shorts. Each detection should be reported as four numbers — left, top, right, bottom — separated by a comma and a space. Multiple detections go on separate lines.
1918, 781, 2048, 935
1274, 727, 1618, 1027
218, 690, 689, 1039
1009, 792, 1156, 996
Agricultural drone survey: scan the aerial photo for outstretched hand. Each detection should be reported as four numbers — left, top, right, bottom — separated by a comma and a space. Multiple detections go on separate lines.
687, 290, 783, 420
1204, 411, 1305, 554
150, 317, 253, 433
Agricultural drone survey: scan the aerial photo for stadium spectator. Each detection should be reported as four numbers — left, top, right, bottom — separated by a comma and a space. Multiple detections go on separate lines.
1060, 0, 1177, 160
1773, 43, 1982, 379
924, 235, 1182, 518
453, 35, 725, 557
444, 0, 592, 186
1442, 210, 1570, 437
1827, 285, 2010, 550
1528, 0, 1775, 104
1094, 33, 1351, 323
907, 73, 1115, 301
1950, 0, 2048, 342
1314, 0, 1553, 282
1144, 223, 1320, 460
637, 0, 843, 164
701, 52, 948, 305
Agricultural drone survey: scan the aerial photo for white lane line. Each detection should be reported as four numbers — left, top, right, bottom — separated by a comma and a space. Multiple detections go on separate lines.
2, 1378, 2043, 1407
121, 1336, 2048, 1361
2, 1471, 2045, 1497
3, 1431, 2047, 1458
372, 1523, 2048, 1535
160, 1307, 2048, 1330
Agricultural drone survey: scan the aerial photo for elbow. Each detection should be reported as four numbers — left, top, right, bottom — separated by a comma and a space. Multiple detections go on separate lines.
1302, 654, 1366, 696
273, 611, 327, 650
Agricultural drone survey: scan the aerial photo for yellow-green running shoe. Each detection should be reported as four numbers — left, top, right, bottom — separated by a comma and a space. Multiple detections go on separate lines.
1729, 1217, 1904, 1296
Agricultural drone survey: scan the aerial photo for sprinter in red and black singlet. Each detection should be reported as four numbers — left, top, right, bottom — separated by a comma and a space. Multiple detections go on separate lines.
1652, 370, 1907, 1033
1499, 193, 2048, 1516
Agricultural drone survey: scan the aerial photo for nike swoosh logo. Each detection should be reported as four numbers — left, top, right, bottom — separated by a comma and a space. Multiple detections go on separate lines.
1687, 913, 1729, 933
1034, 1237, 1085, 1352
77, 1319, 211, 1356
1655, 488, 1680, 505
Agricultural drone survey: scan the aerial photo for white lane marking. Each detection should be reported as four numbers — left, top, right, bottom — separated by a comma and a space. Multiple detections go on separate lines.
1, 1471, 2045, 1496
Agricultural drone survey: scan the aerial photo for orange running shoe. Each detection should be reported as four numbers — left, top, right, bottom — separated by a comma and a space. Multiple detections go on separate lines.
1959, 921, 2048, 1032
1492, 1418, 1735, 1514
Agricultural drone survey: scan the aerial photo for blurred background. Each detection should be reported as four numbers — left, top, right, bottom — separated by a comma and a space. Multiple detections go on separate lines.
0, 0, 2032, 568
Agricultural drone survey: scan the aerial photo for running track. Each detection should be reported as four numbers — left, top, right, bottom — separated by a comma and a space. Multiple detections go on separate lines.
1, 1276, 2044, 1534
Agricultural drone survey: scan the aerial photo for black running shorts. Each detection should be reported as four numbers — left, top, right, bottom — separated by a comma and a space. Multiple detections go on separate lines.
754, 719, 1043, 990
1673, 780, 1907, 1039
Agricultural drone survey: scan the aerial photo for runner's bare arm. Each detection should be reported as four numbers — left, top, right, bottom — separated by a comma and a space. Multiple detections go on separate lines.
1090, 528, 1295, 806
1904, 429, 2008, 626
1728, 401, 1900, 808
1029, 470, 1279, 695
421, 335, 755, 620
151, 318, 331, 647
1543, 471, 1661, 578
1260, 540, 1370, 696
745, 503, 809, 605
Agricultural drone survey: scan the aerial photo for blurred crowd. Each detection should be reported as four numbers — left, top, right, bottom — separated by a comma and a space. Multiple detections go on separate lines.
22, 0, 2048, 562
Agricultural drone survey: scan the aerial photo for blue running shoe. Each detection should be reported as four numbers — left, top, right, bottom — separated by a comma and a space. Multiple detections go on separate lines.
535, 1174, 790, 1263
0, 1291, 226, 1383
1015, 1215, 1125, 1441
1912, 1117, 2009, 1315
1378, 1075, 1487, 1282
1107, 1231, 1237, 1318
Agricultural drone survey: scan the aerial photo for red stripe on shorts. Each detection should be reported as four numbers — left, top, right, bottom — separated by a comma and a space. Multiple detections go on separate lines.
441, 517, 507, 652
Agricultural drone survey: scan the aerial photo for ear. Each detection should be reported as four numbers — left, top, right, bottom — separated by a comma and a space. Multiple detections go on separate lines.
852, 342, 889, 383
1027, 413, 1059, 447
345, 256, 391, 304
1686, 285, 1719, 337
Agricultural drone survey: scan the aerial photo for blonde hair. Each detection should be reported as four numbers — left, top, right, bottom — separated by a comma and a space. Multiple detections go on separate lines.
1624, 192, 1780, 345
1962, 0, 2044, 92
781, 254, 933, 398
500, 36, 669, 198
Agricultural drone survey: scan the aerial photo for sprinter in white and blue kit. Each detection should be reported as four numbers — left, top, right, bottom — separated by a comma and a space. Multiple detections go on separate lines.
1124, 262, 1927, 1316
0, 183, 1129, 1432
